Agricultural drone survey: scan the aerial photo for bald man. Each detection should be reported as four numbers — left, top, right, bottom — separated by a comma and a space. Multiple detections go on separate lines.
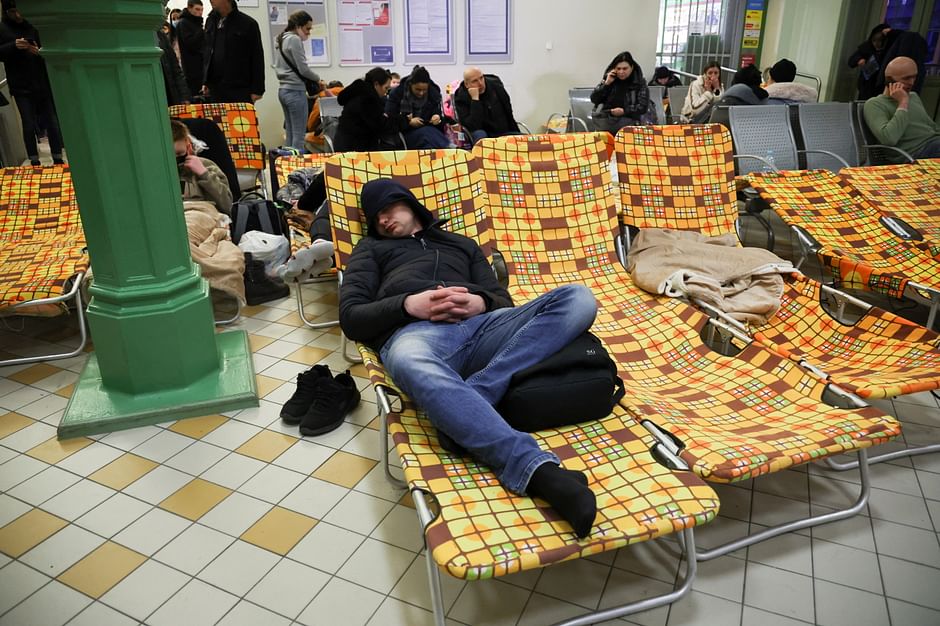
453, 67, 519, 145
863, 56, 940, 161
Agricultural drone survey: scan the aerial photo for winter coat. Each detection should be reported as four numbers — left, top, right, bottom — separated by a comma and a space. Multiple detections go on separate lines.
715, 83, 768, 106
681, 74, 724, 120
385, 76, 449, 133
176, 8, 205, 94
203, 7, 265, 98
0, 15, 52, 97
453, 74, 517, 135
179, 157, 233, 215
334, 78, 395, 152
649, 75, 682, 88
339, 180, 513, 351
157, 29, 191, 106
765, 81, 817, 104
590, 71, 651, 123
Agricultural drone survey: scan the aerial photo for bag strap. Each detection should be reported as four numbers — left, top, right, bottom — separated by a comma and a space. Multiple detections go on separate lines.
255, 201, 276, 234
612, 377, 625, 404
278, 38, 312, 87
233, 202, 251, 241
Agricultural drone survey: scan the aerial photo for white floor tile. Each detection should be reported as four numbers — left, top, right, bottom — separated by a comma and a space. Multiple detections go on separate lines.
99, 425, 161, 451
280, 476, 348, 519
389, 553, 465, 613
0, 560, 49, 615
746, 526, 813, 576
68, 601, 140, 626
7, 465, 80, 506
197, 539, 280, 596
814, 579, 889, 626
231, 399, 282, 428
100, 559, 190, 621
200, 452, 266, 490
55, 443, 124, 476
296, 577, 384, 626
448, 578, 532, 626
0, 386, 49, 412
272, 438, 334, 474
289, 520, 365, 573
0, 445, 16, 466
30, 369, 79, 393
879, 554, 940, 610
130, 430, 194, 464
147, 578, 239, 626
217, 600, 292, 626
260, 359, 310, 382
15, 393, 69, 420
535, 556, 609, 609
0, 454, 48, 491
341, 427, 383, 461
690, 554, 746, 603
122, 465, 192, 504
886, 597, 940, 626
0, 579, 91, 626
251, 353, 280, 374
667, 590, 742, 626
74, 492, 152, 538
612, 539, 683, 584
871, 517, 940, 567
308, 420, 362, 450
324, 490, 397, 536
0, 421, 57, 452
40, 478, 115, 521
867, 487, 934, 529
245, 557, 330, 619
0, 493, 31, 527
238, 464, 306, 504
336, 537, 416, 594
153, 523, 235, 575
367, 596, 438, 626
201, 420, 262, 451
743, 562, 815, 622
740, 605, 811, 626
112, 507, 191, 556
20, 523, 104, 576
199, 492, 273, 537
353, 462, 408, 503
370, 504, 425, 553
808, 505, 876, 552
164, 440, 229, 476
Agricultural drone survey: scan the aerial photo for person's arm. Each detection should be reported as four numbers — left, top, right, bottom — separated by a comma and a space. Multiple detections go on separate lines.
864, 93, 908, 146
339, 241, 415, 343
197, 159, 233, 214
384, 85, 411, 131
497, 83, 517, 128
286, 35, 320, 83
466, 245, 513, 311
590, 81, 612, 105
687, 79, 716, 113
248, 20, 265, 98
455, 88, 486, 131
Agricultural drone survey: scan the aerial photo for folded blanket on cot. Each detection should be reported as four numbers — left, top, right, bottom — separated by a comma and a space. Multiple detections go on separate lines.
184, 201, 246, 305
626, 228, 795, 324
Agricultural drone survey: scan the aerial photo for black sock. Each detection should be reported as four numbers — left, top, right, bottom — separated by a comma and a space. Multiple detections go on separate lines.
526, 463, 596, 538
560, 468, 589, 486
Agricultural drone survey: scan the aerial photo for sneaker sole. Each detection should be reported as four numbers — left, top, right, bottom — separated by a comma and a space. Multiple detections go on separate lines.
280, 411, 304, 425
298, 397, 360, 437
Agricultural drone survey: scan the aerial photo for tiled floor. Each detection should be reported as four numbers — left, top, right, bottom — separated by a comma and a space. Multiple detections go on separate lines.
2, 194, 940, 624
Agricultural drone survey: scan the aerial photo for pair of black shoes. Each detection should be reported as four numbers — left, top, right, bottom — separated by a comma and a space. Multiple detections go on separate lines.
281, 364, 361, 436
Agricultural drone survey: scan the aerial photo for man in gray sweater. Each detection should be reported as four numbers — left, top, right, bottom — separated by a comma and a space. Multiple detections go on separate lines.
864, 56, 940, 161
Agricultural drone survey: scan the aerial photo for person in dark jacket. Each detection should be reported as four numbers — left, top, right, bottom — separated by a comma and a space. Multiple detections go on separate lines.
715, 64, 768, 106
333, 66, 395, 152
339, 178, 599, 538
385, 65, 453, 149
453, 67, 518, 145
649, 65, 681, 88
157, 28, 191, 106
176, 0, 205, 96
0, 0, 64, 166
848, 24, 929, 99
203, 0, 264, 103
590, 51, 652, 133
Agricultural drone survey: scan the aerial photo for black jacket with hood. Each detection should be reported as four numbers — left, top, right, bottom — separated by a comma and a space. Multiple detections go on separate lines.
176, 7, 205, 94
591, 69, 651, 122
453, 74, 517, 135
0, 12, 52, 98
385, 73, 448, 134
203, 2, 265, 99
334, 78, 395, 152
339, 179, 513, 351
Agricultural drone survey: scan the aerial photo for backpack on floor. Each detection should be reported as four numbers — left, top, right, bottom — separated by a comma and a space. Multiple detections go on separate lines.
230, 192, 289, 245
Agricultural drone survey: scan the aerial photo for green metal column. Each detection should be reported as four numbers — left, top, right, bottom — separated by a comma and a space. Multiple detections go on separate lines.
28, 0, 258, 438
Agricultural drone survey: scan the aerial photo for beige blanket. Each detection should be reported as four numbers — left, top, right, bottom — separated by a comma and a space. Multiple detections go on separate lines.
183, 201, 246, 305
626, 228, 795, 324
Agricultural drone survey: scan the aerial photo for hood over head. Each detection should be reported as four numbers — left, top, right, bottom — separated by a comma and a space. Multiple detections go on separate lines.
769, 58, 797, 83
360, 179, 436, 237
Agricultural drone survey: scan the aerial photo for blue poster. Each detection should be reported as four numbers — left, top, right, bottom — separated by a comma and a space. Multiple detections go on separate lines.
371, 45, 393, 64
311, 38, 325, 57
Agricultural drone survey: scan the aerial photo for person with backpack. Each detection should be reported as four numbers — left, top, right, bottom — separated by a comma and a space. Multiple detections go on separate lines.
274, 10, 323, 151
590, 51, 652, 133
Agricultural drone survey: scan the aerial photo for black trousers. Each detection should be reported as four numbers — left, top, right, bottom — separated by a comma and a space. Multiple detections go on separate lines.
14, 92, 64, 159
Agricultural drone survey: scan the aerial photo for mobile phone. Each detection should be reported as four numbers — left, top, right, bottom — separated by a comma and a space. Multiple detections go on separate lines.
885, 79, 896, 85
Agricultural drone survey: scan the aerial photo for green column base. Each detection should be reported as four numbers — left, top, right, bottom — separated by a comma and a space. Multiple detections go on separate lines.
58, 330, 258, 440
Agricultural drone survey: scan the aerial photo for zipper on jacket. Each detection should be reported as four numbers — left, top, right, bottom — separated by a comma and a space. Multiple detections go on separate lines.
413, 233, 443, 285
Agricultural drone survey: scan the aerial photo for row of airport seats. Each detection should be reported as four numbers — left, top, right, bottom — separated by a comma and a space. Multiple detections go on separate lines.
266, 130, 937, 623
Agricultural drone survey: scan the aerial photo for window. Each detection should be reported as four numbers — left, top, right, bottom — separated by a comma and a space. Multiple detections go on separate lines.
656, 0, 746, 77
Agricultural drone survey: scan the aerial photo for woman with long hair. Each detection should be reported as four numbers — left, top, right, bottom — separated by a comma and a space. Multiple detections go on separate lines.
274, 10, 322, 151
590, 51, 651, 133
681, 61, 724, 123
333, 67, 395, 152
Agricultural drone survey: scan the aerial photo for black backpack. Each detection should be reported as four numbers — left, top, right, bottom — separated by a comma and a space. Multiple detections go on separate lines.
230, 192, 290, 245
496, 332, 625, 432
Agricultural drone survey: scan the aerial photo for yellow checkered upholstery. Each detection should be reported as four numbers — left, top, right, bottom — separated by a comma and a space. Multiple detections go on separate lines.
745, 170, 940, 300
0, 166, 88, 311
271, 153, 332, 191
169, 102, 264, 170
477, 134, 900, 483
841, 163, 940, 257
615, 124, 738, 236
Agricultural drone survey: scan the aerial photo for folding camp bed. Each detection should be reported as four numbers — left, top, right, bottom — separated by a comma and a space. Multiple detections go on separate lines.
168, 102, 266, 194
0, 165, 89, 366
323, 148, 721, 625
475, 132, 900, 559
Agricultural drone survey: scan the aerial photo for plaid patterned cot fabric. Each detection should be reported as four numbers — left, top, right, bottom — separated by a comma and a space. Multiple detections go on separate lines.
271, 153, 333, 257
840, 163, 940, 257
169, 102, 264, 170
475, 134, 900, 483
326, 148, 719, 577
0, 166, 88, 314
615, 124, 738, 237
745, 169, 940, 300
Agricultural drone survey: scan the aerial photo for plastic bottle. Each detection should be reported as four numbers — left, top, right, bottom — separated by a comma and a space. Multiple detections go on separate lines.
764, 150, 776, 172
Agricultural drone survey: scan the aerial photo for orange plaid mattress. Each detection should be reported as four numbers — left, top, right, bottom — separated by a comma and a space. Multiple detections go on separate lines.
169, 102, 264, 170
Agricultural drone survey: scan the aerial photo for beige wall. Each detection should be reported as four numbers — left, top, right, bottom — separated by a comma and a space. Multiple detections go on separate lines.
211, 0, 662, 148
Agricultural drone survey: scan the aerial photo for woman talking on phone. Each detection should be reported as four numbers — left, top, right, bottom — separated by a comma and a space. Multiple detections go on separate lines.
590, 51, 651, 134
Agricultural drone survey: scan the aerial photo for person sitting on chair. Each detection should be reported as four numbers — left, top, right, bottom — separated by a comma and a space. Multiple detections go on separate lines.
681, 61, 724, 123
385, 65, 453, 149
333, 66, 397, 152
764, 58, 817, 104
171, 120, 233, 214
714, 64, 767, 106
863, 56, 940, 161
453, 67, 519, 145
590, 51, 652, 133
339, 178, 599, 538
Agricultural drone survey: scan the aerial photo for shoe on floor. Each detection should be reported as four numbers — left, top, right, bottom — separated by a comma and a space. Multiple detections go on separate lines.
280, 364, 332, 424
299, 370, 361, 436
244, 252, 290, 305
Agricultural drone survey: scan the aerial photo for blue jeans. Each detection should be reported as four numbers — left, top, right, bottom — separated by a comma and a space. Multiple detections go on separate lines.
914, 136, 940, 159
404, 125, 452, 149
380, 284, 597, 494
279, 87, 308, 151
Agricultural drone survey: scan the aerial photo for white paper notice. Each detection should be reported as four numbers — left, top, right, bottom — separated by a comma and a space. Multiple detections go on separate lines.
408, 0, 449, 53
338, 0, 357, 24
357, 1, 374, 25
340, 28, 365, 62
468, 0, 508, 54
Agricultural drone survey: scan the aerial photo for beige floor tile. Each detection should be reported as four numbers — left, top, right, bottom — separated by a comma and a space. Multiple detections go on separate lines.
54, 383, 76, 398
241, 505, 318, 555
88, 453, 158, 490
277, 311, 305, 326
313, 450, 378, 488
0, 411, 34, 438
247, 333, 276, 351
167, 413, 228, 438
159, 478, 233, 520
8, 363, 62, 385
0, 507, 68, 557
236, 429, 298, 462
27, 435, 94, 464
256, 374, 282, 397
285, 345, 332, 365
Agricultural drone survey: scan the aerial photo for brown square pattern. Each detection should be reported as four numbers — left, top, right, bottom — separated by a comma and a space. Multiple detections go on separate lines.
240, 506, 317, 555
57, 541, 147, 598
159, 478, 233, 520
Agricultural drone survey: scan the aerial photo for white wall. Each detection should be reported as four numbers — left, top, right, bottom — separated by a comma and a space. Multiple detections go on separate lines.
172, 0, 661, 148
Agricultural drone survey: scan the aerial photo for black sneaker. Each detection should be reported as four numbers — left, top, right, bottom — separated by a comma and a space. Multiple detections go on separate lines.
299, 370, 361, 436
280, 364, 332, 424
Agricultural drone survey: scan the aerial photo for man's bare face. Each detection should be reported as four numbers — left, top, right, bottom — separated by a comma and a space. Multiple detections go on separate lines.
375, 202, 421, 238
464, 70, 485, 93
192, 4, 204, 17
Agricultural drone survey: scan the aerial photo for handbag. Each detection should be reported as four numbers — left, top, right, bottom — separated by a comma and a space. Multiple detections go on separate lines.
496, 332, 625, 432
278, 41, 319, 98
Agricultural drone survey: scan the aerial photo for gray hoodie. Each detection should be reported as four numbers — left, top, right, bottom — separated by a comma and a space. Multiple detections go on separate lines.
273, 31, 320, 90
